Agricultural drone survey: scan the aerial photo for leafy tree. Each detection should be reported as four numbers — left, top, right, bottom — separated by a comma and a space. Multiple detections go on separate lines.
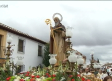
43, 43, 50, 67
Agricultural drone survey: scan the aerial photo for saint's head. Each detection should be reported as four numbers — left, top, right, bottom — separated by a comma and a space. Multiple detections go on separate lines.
54, 17, 60, 26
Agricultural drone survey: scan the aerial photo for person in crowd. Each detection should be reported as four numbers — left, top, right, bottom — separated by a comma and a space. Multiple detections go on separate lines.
97, 70, 104, 80
107, 67, 110, 76
103, 71, 108, 79
90, 70, 95, 77
82, 68, 91, 76
103, 76, 112, 81
94, 69, 98, 77
78, 69, 84, 76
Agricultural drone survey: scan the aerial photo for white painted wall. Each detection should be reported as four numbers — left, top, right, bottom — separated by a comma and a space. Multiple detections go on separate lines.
6, 32, 45, 71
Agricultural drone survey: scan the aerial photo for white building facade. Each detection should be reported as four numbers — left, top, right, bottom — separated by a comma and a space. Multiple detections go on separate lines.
0, 23, 46, 72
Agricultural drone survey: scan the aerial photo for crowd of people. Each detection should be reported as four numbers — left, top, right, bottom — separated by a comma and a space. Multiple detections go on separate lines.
78, 66, 112, 81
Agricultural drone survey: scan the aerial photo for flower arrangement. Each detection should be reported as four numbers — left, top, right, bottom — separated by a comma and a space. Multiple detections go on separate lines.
5, 63, 87, 81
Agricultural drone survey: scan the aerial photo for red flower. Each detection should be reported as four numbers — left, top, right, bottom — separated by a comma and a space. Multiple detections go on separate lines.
31, 75, 35, 78
36, 75, 40, 78
52, 74, 56, 77
27, 71, 30, 74
52, 79, 55, 81
9, 77, 11, 79
81, 77, 85, 81
25, 74, 29, 76
69, 75, 73, 78
86, 79, 91, 81
20, 79, 24, 81
48, 75, 51, 77
6, 77, 10, 81
71, 79, 75, 81
30, 78, 35, 81
46, 73, 49, 75
77, 74, 80, 77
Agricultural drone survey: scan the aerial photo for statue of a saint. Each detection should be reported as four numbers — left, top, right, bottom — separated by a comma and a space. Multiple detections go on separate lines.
49, 14, 66, 66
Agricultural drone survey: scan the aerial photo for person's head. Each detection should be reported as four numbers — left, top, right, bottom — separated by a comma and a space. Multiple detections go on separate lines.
95, 69, 98, 71
54, 17, 60, 26
90, 71, 94, 74
79, 69, 83, 73
103, 76, 112, 81
82, 69, 85, 73
99, 70, 102, 73
85, 68, 89, 73
103, 71, 106, 74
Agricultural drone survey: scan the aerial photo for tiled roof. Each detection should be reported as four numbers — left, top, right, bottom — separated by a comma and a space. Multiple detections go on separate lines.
0, 23, 47, 44
72, 49, 86, 58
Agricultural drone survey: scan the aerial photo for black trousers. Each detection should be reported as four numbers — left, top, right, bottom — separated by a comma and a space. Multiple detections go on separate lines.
107, 72, 110, 76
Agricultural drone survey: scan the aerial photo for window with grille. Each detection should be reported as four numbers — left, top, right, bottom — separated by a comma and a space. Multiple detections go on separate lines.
18, 39, 25, 53
17, 65, 25, 73
38, 45, 42, 56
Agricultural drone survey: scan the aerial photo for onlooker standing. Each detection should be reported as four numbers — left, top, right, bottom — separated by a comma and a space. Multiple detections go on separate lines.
97, 70, 104, 80
103, 76, 112, 81
103, 71, 108, 80
107, 67, 110, 76
82, 68, 91, 76
108, 68, 112, 76
94, 69, 98, 77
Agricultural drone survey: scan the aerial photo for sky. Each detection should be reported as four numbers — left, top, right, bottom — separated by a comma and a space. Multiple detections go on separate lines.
0, 1, 112, 65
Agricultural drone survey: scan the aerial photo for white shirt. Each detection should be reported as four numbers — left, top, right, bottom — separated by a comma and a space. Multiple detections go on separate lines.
82, 72, 91, 76
97, 73, 104, 79
102, 73, 108, 79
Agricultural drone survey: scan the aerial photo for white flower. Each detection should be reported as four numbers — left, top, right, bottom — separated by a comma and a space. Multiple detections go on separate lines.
0, 67, 4, 71
16, 76, 21, 79
17, 65, 19, 68
19, 74, 24, 78
14, 75, 18, 78
41, 76, 46, 80
36, 78, 42, 81
32, 72, 36, 75
31, 74, 35, 76
37, 72, 41, 75
48, 66, 51, 69
60, 77, 65, 81
67, 51, 71, 53
24, 77, 30, 80
14, 79, 20, 81
54, 72, 58, 75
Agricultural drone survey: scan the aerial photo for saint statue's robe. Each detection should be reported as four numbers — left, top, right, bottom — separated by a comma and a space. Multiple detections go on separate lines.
49, 23, 66, 66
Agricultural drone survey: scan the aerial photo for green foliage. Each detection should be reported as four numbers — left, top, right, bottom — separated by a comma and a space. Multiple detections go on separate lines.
55, 71, 64, 80
43, 77, 52, 81
0, 65, 13, 81
9, 76, 16, 81
43, 43, 50, 67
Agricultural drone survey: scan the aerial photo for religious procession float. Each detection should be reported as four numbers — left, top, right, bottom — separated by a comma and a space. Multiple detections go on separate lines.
0, 13, 103, 81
